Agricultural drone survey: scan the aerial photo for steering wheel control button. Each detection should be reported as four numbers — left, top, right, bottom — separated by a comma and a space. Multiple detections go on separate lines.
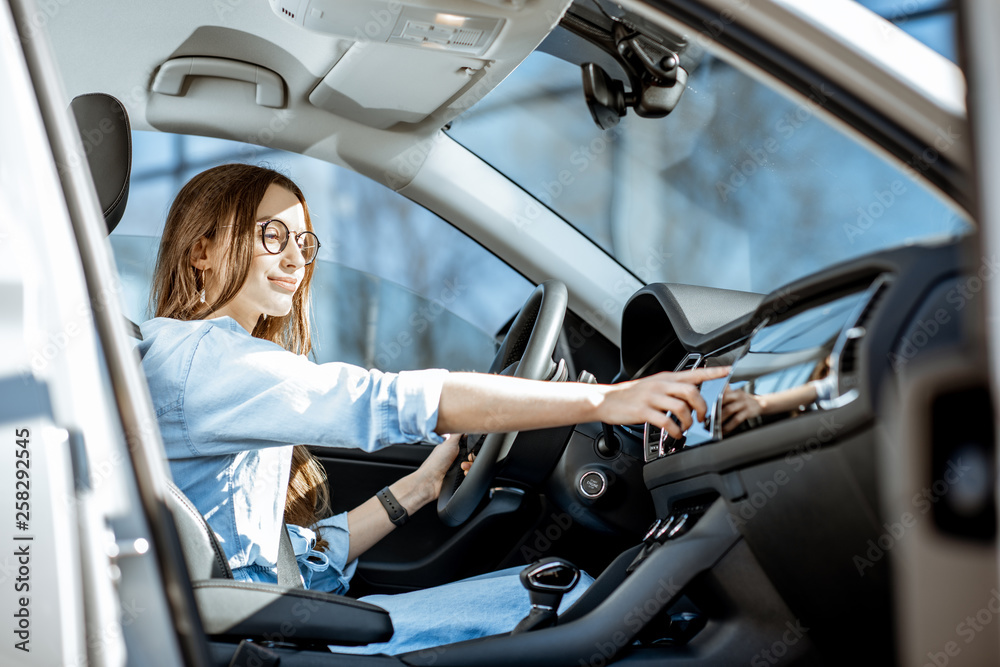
578, 470, 608, 499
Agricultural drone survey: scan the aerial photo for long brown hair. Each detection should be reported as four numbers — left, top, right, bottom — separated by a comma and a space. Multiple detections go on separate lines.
286, 447, 332, 550
151, 163, 331, 547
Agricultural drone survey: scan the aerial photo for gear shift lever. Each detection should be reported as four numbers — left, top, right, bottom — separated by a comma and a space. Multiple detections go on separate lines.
512, 557, 581, 634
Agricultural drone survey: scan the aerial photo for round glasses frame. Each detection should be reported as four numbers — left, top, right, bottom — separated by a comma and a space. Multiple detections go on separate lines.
258, 219, 321, 265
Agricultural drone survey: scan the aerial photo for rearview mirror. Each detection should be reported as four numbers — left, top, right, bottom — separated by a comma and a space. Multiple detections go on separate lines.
582, 62, 627, 130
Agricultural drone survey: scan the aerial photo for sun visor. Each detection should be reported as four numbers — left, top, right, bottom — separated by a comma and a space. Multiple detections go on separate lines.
308, 42, 488, 128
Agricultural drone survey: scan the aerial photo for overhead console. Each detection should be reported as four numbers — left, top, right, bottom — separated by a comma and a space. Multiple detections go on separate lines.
268, 0, 508, 54
267, 0, 572, 128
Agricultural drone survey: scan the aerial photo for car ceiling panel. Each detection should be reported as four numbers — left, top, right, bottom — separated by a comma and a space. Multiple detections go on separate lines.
46, 0, 573, 188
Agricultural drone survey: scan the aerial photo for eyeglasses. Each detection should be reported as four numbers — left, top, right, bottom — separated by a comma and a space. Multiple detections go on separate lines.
258, 219, 321, 265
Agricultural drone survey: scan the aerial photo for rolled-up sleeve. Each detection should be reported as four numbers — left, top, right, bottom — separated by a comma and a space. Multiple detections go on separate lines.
287, 513, 358, 595
179, 323, 448, 456
393, 370, 448, 444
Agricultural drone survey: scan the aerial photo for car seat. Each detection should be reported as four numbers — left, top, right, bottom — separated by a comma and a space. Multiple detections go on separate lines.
70, 92, 394, 650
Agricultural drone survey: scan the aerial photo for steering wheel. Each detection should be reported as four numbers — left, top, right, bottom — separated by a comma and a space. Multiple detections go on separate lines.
437, 279, 569, 527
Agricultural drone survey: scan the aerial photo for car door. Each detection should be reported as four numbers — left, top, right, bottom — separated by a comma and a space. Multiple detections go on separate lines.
1, 1, 203, 665
879, 1, 1000, 664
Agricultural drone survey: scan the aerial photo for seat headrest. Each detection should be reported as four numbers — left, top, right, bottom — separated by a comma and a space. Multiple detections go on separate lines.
69, 93, 131, 234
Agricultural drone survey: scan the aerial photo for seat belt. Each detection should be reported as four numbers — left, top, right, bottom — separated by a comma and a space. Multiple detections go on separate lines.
277, 521, 304, 589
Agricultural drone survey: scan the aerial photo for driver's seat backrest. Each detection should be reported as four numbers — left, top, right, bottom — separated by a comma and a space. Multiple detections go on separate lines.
165, 480, 233, 580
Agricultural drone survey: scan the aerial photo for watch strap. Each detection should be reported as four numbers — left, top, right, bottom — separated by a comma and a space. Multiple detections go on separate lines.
377, 486, 409, 526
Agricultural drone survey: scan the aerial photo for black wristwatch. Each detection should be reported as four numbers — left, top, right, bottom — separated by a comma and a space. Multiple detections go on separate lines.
376, 486, 409, 526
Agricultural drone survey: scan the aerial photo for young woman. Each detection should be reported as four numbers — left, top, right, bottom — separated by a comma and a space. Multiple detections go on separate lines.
138, 163, 726, 654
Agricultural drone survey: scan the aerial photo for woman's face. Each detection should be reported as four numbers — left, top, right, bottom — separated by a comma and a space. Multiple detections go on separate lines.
206, 184, 309, 331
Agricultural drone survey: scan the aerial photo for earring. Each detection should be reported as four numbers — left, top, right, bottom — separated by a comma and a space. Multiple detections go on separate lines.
262, 314, 267, 321
199, 289, 206, 304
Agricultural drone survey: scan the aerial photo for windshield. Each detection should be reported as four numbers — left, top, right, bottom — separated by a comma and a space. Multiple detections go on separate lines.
449, 41, 969, 294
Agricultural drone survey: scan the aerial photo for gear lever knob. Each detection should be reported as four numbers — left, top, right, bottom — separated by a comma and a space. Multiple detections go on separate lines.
512, 557, 581, 634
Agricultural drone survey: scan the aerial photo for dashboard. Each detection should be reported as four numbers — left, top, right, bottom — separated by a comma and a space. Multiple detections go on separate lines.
496, 235, 980, 664
615, 239, 968, 491
546, 239, 971, 536
536, 237, 976, 662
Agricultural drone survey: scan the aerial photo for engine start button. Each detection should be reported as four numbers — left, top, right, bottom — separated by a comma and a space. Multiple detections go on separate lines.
579, 470, 608, 499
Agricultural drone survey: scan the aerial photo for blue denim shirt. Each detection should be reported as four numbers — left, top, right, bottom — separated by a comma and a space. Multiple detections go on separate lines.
137, 316, 447, 590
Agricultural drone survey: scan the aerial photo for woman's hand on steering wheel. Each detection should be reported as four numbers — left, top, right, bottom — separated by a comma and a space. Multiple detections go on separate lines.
460, 451, 475, 476
414, 434, 462, 502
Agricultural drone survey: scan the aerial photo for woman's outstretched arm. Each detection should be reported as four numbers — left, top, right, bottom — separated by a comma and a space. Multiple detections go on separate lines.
436, 367, 729, 440
345, 367, 726, 561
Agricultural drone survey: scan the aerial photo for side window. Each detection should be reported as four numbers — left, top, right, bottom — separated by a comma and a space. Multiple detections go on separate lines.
110, 132, 533, 372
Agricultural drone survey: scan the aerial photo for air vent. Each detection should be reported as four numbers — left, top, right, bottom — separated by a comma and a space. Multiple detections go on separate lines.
838, 330, 862, 378
281, 7, 294, 18
837, 276, 891, 387
676, 353, 702, 371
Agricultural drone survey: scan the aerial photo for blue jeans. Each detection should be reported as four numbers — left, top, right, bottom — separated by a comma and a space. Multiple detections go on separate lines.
329, 566, 595, 655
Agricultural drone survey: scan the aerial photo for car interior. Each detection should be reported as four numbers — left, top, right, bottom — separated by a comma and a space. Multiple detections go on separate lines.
30, 0, 996, 665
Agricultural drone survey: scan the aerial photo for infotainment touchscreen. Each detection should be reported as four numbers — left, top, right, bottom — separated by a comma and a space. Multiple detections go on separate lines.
643, 277, 887, 463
